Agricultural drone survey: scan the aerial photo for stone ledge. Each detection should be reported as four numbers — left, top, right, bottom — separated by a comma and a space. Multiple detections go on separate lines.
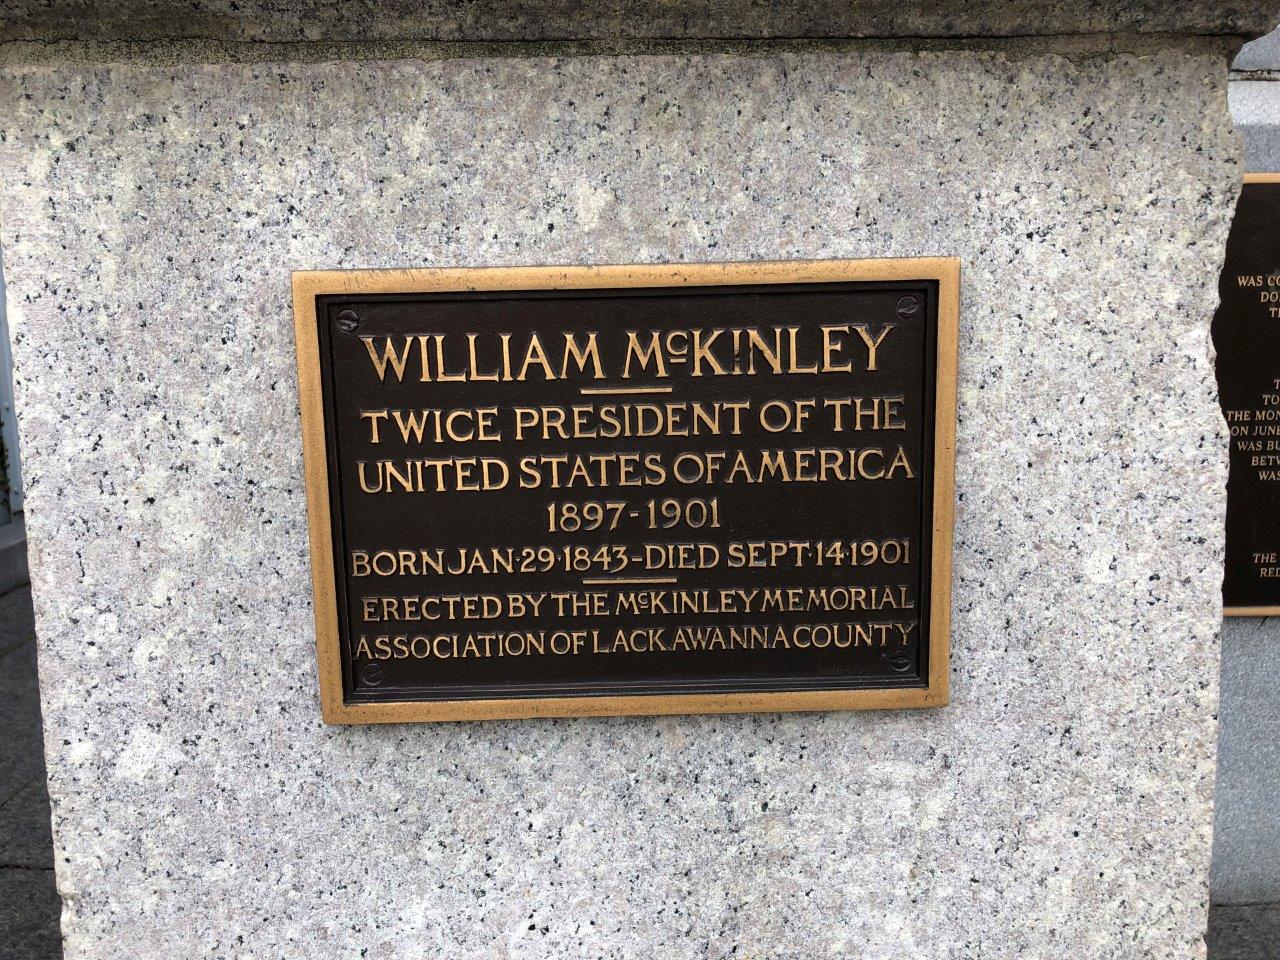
0, 1, 1275, 44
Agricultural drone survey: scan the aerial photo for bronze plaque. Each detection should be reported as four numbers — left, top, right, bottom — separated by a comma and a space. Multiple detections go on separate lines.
293, 260, 958, 722
1216, 176, 1280, 615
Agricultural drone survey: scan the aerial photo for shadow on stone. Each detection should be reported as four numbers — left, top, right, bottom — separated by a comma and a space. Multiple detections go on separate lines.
0, 583, 62, 959
1207, 903, 1280, 960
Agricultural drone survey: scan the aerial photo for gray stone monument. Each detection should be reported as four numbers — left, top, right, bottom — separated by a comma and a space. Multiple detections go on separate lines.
1211, 27, 1280, 952
0, 4, 1273, 957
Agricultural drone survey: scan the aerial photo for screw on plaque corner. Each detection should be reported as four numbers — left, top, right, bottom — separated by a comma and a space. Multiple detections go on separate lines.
895, 296, 919, 321
889, 649, 913, 672
360, 663, 384, 686
336, 309, 360, 334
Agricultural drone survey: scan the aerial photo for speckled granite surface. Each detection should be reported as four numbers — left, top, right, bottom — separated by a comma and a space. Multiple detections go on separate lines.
0, 0, 1273, 42
0, 48, 1235, 958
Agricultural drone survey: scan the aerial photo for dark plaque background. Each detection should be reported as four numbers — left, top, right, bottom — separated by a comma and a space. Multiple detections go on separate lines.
1214, 182, 1280, 611
313, 280, 942, 703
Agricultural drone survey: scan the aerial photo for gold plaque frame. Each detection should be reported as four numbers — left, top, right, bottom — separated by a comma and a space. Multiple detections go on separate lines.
292, 258, 960, 722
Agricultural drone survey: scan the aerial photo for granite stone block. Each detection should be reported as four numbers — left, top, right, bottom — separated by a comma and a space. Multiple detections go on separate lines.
0, 47, 1237, 958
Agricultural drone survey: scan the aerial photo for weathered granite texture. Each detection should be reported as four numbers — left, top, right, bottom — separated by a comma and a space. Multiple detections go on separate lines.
0, 0, 1273, 43
0, 46, 1236, 958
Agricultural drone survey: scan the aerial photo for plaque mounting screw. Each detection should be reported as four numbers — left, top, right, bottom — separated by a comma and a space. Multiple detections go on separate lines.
336, 309, 360, 334
889, 649, 913, 672
360, 663, 383, 686
896, 296, 919, 321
